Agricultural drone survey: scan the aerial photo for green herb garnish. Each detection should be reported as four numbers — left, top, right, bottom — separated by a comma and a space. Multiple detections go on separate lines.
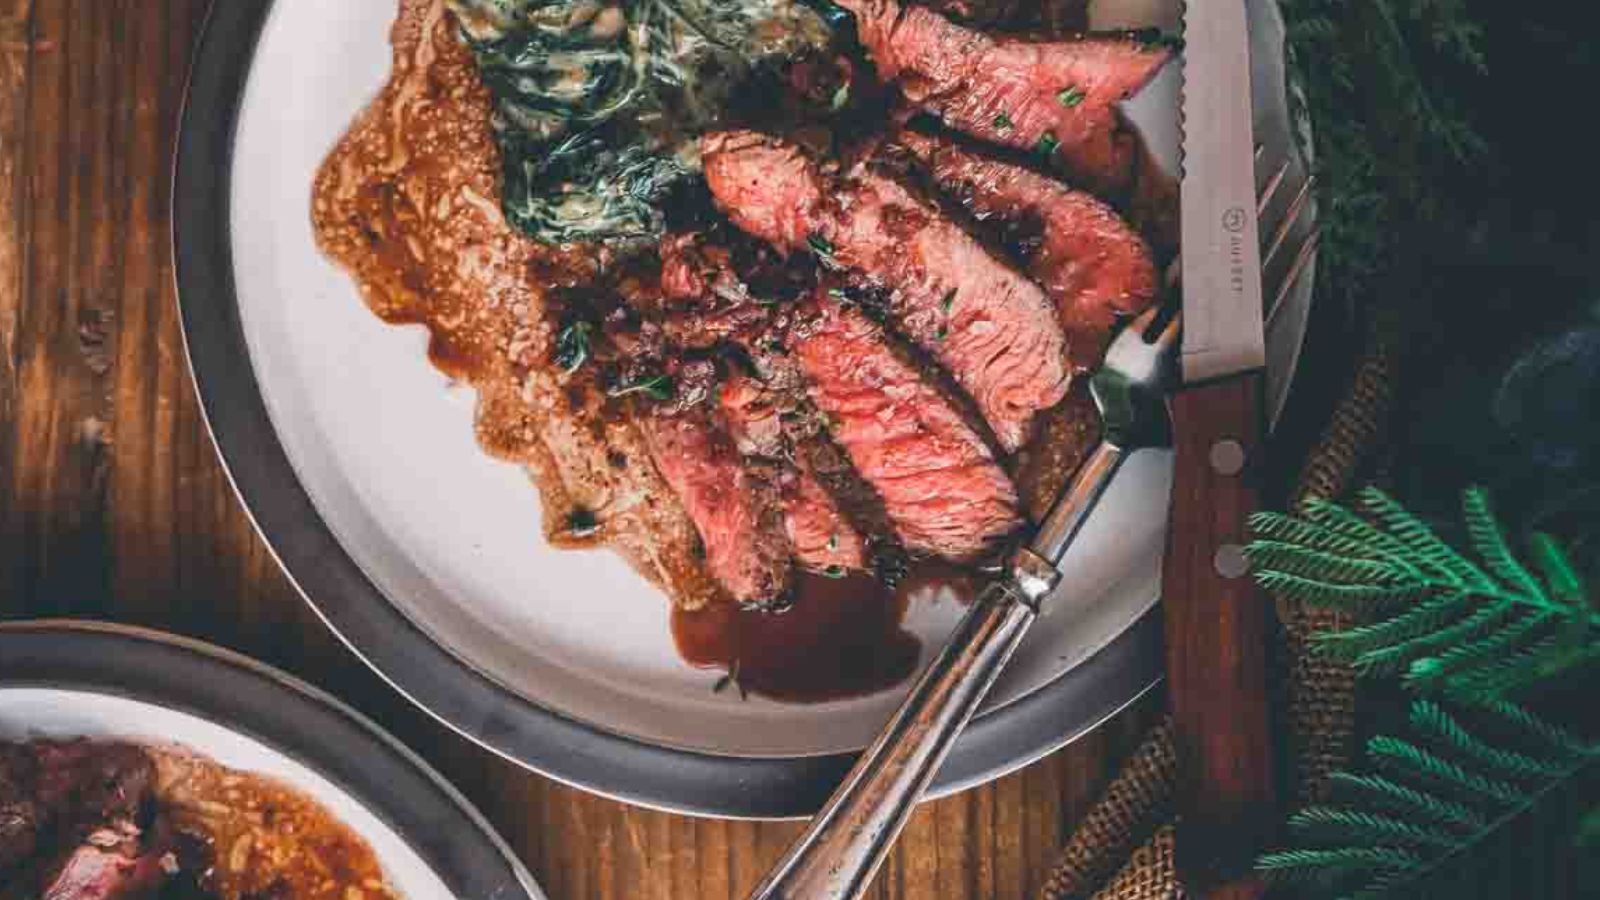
992, 112, 1013, 130
565, 508, 600, 537
831, 82, 851, 111
448, 0, 836, 245
807, 232, 836, 258
1056, 85, 1086, 107
712, 659, 749, 699
940, 288, 957, 313
608, 373, 676, 401
553, 321, 592, 374
1035, 131, 1060, 157
821, 565, 847, 579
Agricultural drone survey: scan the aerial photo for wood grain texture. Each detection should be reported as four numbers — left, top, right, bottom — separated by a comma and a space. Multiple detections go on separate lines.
1161, 374, 1279, 893
0, 3, 1161, 897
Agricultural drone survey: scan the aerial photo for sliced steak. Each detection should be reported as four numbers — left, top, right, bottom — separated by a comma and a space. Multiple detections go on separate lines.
38, 844, 157, 900
704, 130, 1070, 451
0, 745, 39, 870
641, 407, 792, 605
719, 374, 869, 574
838, 0, 1170, 193
898, 131, 1158, 364
791, 297, 1020, 559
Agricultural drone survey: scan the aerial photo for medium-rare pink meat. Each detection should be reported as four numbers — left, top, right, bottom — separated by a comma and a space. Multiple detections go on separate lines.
39, 844, 157, 900
838, 0, 1170, 193
898, 131, 1158, 364
720, 375, 869, 574
791, 298, 1020, 560
641, 409, 792, 604
703, 130, 1070, 451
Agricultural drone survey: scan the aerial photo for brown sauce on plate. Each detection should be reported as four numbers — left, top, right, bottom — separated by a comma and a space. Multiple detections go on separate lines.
673, 571, 919, 703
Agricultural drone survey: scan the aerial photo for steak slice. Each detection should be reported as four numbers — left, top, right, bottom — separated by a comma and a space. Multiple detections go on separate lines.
704, 130, 1070, 451
38, 845, 155, 900
838, 0, 1170, 194
641, 407, 792, 605
791, 297, 1020, 559
0, 745, 40, 870
719, 375, 869, 574
898, 131, 1158, 365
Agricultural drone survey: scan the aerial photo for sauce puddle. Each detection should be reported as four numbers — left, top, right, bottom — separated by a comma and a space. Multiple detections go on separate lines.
672, 564, 982, 703
673, 571, 919, 703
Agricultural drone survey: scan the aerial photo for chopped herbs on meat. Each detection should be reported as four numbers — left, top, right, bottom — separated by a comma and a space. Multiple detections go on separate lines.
1035, 130, 1061, 157
831, 82, 851, 111
940, 288, 957, 312
807, 232, 836, 259
566, 507, 601, 537
553, 320, 592, 373
712, 660, 749, 698
993, 111, 1013, 129
446, 0, 833, 245
609, 372, 677, 400
821, 564, 847, 579
1056, 85, 1086, 107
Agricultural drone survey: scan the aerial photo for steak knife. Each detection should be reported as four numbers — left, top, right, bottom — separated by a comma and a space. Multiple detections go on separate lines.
1165, 0, 1279, 892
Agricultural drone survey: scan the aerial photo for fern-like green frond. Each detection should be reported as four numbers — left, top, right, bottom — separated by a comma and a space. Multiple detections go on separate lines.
1477, 698, 1596, 757
1253, 571, 1428, 611
1262, 697, 1600, 897
1301, 499, 1418, 563
1404, 611, 1558, 690
1428, 637, 1600, 703
1462, 488, 1549, 605
1357, 487, 1488, 589
1344, 598, 1517, 676
1367, 736, 1530, 805
1250, 487, 1599, 704
1244, 542, 1420, 586
1312, 593, 1468, 657
1258, 846, 1422, 881
1325, 773, 1487, 831
1408, 700, 1575, 780
1248, 512, 1401, 560
1530, 531, 1587, 605
1288, 807, 1461, 848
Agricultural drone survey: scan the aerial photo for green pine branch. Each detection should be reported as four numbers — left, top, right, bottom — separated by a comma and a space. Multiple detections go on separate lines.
1252, 488, 1600, 897
1259, 698, 1600, 898
1246, 487, 1598, 703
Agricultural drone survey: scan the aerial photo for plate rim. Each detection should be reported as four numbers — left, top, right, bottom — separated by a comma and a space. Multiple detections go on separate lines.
170, 0, 1298, 818
0, 619, 545, 900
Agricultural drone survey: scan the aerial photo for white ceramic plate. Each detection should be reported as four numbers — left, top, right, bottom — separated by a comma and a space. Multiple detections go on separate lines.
0, 622, 545, 900
175, 0, 1313, 816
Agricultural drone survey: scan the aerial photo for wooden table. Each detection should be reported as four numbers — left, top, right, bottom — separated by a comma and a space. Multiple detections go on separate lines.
0, 3, 1162, 897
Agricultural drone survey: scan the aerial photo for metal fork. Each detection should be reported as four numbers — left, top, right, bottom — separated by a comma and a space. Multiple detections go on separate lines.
748, 158, 1320, 900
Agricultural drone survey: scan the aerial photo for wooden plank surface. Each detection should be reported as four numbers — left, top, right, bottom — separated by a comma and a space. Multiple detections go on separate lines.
0, 3, 1162, 897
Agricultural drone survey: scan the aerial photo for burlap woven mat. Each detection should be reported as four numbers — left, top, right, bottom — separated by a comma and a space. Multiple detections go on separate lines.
1038, 315, 1399, 900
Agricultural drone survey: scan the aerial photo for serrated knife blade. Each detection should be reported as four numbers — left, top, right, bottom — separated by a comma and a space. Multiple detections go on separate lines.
1180, 0, 1264, 383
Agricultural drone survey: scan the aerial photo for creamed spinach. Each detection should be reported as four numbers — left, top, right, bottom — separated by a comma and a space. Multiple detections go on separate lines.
447, 0, 833, 245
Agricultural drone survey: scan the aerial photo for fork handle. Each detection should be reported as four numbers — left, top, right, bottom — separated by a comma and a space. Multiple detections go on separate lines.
749, 441, 1130, 900
1162, 372, 1279, 895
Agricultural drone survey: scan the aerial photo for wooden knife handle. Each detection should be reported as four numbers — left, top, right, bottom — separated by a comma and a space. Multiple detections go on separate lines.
1161, 372, 1279, 894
